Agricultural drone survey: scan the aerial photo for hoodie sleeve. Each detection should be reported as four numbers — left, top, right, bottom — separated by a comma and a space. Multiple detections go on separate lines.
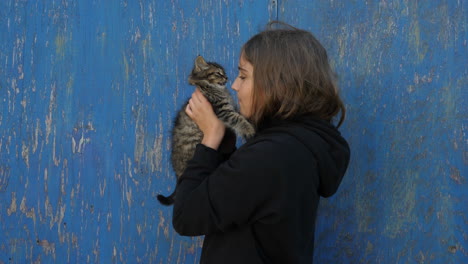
172, 141, 282, 236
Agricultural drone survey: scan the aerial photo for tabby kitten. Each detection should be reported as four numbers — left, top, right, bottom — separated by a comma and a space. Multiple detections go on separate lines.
157, 56, 255, 205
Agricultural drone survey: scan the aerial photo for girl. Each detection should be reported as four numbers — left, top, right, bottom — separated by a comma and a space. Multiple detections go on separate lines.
173, 22, 350, 264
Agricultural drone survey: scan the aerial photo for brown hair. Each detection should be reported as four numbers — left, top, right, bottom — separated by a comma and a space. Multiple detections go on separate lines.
242, 21, 346, 127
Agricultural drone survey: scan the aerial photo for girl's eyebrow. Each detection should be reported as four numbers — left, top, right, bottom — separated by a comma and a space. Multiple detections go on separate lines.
238, 66, 247, 72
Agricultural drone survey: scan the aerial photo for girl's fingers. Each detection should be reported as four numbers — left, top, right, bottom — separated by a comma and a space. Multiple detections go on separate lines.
187, 89, 213, 121
194, 88, 207, 103
185, 101, 193, 117
193, 90, 202, 103
189, 98, 198, 113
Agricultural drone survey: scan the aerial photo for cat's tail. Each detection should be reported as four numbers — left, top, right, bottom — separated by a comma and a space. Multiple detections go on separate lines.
157, 190, 176, 206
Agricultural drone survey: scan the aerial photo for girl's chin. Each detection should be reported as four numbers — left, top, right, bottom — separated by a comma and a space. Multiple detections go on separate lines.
238, 104, 250, 118
240, 111, 250, 118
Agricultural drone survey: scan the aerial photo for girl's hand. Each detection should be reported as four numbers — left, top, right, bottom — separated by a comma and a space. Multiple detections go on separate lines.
185, 88, 225, 150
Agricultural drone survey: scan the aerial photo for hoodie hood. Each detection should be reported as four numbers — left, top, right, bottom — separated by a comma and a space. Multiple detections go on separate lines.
258, 115, 350, 197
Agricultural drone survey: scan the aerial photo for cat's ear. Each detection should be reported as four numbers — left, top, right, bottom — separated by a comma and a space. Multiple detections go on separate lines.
194, 56, 209, 71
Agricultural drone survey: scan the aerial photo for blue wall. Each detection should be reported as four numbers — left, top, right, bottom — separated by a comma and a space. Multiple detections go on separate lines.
0, 0, 466, 263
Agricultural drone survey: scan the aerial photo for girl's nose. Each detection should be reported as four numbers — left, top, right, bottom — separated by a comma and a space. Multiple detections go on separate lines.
231, 78, 239, 92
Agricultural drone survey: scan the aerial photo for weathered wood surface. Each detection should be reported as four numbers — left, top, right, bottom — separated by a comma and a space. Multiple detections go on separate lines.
0, 0, 466, 263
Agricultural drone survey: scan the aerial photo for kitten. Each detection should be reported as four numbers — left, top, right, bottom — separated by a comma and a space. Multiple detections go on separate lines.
157, 56, 255, 205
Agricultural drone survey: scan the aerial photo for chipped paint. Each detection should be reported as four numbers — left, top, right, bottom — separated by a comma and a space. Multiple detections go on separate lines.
21, 143, 29, 168
55, 32, 67, 60
37, 239, 56, 260
7, 192, 17, 216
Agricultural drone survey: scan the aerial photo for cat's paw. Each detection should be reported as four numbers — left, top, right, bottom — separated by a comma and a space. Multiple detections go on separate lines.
241, 124, 256, 139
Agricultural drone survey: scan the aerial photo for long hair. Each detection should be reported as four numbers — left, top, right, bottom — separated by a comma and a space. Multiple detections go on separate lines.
241, 21, 346, 127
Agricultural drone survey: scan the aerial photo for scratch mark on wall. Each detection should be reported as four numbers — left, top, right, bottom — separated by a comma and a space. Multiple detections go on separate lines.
99, 178, 107, 197
126, 181, 133, 209
33, 119, 40, 153
107, 212, 112, 231
8, 79, 18, 113
71, 137, 76, 153
55, 32, 67, 59
113, 246, 117, 262
57, 205, 66, 243
44, 168, 48, 193
66, 74, 74, 95
21, 142, 29, 168
20, 97, 26, 108
52, 127, 60, 166
45, 195, 54, 229
134, 105, 145, 164
156, 209, 170, 244
61, 159, 67, 196
77, 133, 90, 154
132, 27, 142, 43
148, 114, 163, 173
45, 84, 56, 144
72, 122, 92, 154
37, 239, 56, 260
142, 34, 153, 96
123, 53, 130, 82
7, 192, 17, 216
137, 223, 142, 236
20, 196, 36, 223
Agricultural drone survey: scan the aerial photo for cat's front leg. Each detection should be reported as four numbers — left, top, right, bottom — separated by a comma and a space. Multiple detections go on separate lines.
222, 113, 255, 139
236, 117, 256, 139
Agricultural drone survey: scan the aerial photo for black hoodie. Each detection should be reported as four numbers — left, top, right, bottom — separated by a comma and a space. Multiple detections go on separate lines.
173, 116, 350, 264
